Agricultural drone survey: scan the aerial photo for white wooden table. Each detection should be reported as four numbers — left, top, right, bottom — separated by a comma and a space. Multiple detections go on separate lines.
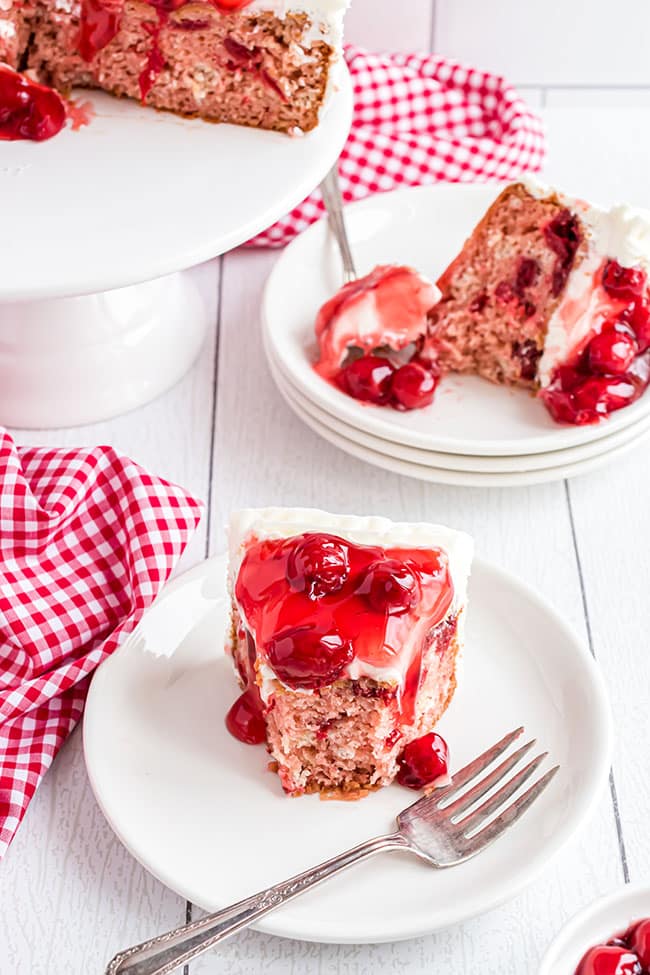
3, 3, 650, 971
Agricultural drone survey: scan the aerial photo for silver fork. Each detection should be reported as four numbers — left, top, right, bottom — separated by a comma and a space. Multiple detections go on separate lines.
320, 163, 358, 283
106, 727, 558, 975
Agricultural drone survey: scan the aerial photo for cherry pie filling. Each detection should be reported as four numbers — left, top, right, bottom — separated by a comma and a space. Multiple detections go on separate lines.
226, 531, 454, 789
575, 917, 650, 975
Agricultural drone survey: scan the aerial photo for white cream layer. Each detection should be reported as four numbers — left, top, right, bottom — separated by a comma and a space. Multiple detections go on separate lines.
246, 0, 349, 47
228, 506, 474, 700
522, 178, 650, 385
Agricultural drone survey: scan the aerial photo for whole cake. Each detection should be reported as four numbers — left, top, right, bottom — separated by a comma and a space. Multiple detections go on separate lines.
316, 181, 650, 425
0, 0, 349, 138
225, 507, 473, 798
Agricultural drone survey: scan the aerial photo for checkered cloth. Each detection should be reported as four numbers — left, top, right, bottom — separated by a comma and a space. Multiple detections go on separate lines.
0, 431, 202, 858
250, 45, 545, 247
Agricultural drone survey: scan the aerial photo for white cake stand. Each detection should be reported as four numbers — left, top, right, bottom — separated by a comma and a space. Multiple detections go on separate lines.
0, 69, 353, 427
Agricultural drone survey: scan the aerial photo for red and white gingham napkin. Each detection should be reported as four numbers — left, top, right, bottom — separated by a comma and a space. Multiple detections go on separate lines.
250, 45, 545, 247
0, 431, 202, 858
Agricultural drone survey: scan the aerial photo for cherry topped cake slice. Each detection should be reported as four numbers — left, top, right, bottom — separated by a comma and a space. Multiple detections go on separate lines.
315, 181, 650, 425
225, 507, 473, 798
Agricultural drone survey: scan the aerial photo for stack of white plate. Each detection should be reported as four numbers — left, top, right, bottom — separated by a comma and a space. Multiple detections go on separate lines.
262, 185, 650, 487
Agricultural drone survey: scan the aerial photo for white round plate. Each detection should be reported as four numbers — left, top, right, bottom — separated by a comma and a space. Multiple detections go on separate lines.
539, 884, 650, 974
274, 371, 650, 486
262, 184, 650, 457
0, 71, 352, 301
84, 553, 612, 944
267, 339, 650, 474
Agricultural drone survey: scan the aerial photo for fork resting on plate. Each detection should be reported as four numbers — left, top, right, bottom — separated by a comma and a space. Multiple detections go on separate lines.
106, 726, 558, 975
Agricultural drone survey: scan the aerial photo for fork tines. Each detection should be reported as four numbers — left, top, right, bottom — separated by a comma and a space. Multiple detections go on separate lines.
408, 727, 559, 858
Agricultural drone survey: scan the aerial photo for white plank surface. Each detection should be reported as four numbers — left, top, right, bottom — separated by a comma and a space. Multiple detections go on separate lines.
434, 0, 650, 87
3, 2, 650, 973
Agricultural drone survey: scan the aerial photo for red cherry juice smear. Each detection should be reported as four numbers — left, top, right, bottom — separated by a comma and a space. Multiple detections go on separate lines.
575, 918, 650, 975
225, 686, 267, 744
396, 731, 449, 790
234, 531, 454, 721
542, 258, 650, 425
0, 64, 66, 141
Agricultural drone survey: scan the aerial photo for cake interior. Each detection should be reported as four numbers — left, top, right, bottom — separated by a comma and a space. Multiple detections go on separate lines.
1, 3, 336, 133
226, 523, 468, 798
426, 183, 584, 388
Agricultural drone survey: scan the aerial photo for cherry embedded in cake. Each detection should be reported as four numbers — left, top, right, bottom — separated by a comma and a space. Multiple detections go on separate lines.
0, 0, 349, 140
225, 507, 472, 798
314, 181, 650, 426
574, 918, 650, 974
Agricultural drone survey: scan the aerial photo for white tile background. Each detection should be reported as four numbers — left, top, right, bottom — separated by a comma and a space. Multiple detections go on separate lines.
345, 0, 650, 107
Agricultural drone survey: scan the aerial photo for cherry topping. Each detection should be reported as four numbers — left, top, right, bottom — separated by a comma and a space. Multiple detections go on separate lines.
542, 374, 639, 425
628, 919, 650, 969
588, 325, 638, 375
212, 0, 255, 7
225, 687, 266, 744
576, 946, 642, 975
286, 533, 350, 599
622, 296, 650, 353
396, 732, 449, 790
338, 355, 395, 404
265, 625, 354, 690
363, 558, 419, 615
602, 260, 646, 301
390, 361, 438, 410
0, 66, 66, 142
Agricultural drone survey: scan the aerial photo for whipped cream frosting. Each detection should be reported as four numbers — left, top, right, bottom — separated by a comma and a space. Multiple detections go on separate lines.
522, 178, 650, 384
229, 506, 473, 698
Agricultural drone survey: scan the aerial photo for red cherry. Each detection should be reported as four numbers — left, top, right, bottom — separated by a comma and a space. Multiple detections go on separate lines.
265, 625, 354, 690
542, 375, 639, 424
544, 210, 582, 295
576, 946, 641, 975
225, 687, 266, 744
515, 257, 540, 293
0, 66, 66, 142
602, 260, 646, 300
286, 533, 350, 599
212, 0, 254, 8
390, 361, 438, 410
338, 356, 395, 404
364, 558, 420, 614
628, 919, 650, 968
588, 326, 638, 375
396, 732, 449, 790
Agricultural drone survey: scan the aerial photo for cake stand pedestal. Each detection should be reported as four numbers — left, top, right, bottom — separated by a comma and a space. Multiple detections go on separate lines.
0, 72, 353, 428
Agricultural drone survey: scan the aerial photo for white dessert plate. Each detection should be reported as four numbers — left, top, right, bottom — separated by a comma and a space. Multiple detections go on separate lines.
274, 372, 650, 486
539, 884, 650, 974
262, 183, 650, 457
84, 553, 612, 944
267, 339, 650, 474
0, 68, 353, 301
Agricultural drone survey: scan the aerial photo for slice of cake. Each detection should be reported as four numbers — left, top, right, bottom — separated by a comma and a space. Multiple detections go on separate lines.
315, 181, 650, 425
1, 0, 349, 137
225, 506, 473, 798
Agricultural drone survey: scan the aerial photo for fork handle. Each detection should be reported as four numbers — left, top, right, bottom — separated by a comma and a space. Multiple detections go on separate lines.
320, 163, 358, 283
106, 833, 408, 975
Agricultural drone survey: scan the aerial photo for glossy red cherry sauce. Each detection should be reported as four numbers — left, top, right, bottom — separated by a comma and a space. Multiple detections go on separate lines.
0, 64, 66, 142
229, 532, 454, 735
541, 258, 650, 425
396, 732, 449, 790
575, 918, 650, 975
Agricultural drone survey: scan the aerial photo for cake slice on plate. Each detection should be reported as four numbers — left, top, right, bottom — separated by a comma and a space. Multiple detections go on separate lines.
315, 181, 650, 424
1, 0, 349, 133
225, 506, 473, 798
